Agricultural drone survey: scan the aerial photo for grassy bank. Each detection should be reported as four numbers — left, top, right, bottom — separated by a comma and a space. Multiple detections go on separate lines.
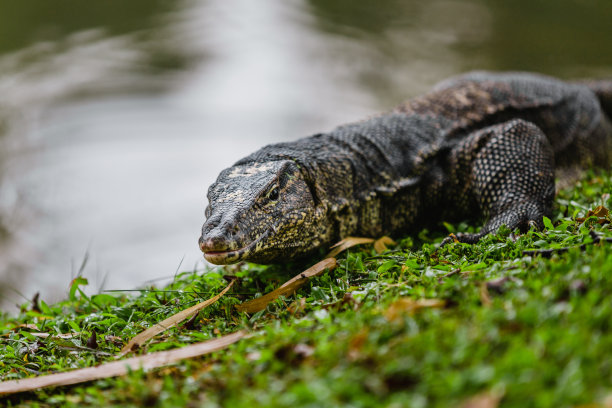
1, 170, 612, 407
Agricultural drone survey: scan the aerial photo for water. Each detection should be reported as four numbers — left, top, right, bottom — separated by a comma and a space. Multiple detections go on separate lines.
1, 0, 611, 310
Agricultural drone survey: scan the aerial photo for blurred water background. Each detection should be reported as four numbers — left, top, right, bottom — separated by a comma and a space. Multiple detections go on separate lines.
0, 0, 611, 310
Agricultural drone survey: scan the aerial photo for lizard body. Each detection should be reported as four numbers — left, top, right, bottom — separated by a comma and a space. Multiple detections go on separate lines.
199, 72, 612, 264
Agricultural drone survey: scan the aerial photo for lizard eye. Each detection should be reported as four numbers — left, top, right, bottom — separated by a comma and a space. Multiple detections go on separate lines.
264, 184, 280, 201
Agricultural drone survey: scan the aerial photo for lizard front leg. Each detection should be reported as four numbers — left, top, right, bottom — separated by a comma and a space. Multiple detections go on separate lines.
445, 119, 556, 244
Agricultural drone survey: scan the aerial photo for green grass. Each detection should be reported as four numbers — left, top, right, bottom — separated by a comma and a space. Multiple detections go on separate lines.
1, 170, 612, 408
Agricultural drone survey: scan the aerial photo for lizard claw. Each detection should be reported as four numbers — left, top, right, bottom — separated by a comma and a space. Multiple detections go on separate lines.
440, 233, 459, 247
440, 232, 486, 247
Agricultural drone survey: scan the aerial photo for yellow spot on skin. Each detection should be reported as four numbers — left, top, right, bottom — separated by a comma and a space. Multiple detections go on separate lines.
228, 163, 275, 178
218, 189, 246, 203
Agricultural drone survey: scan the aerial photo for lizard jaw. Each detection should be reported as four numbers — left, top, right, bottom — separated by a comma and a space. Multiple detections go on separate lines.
200, 229, 271, 265
202, 248, 243, 265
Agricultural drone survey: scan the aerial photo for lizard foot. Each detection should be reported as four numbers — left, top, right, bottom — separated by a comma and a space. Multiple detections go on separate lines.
440, 232, 486, 247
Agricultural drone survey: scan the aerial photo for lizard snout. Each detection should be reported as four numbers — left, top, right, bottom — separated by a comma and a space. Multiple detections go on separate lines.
198, 235, 226, 253
199, 216, 240, 254
199, 218, 246, 265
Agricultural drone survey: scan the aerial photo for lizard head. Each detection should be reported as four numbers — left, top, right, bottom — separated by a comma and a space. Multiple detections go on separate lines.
199, 160, 325, 264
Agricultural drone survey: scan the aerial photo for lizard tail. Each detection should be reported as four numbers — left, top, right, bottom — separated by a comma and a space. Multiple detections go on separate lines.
574, 79, 612, 119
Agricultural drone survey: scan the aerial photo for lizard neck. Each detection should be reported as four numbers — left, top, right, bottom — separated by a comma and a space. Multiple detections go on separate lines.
327, 182, 427, 240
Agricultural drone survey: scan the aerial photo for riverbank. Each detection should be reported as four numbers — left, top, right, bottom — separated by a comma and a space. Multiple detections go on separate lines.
1, 170, 611, 407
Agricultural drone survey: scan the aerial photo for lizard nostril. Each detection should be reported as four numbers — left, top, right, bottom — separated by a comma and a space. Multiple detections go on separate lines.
201, 214, 222, 238
203, 217, 219, 231
198, 236, 207, 252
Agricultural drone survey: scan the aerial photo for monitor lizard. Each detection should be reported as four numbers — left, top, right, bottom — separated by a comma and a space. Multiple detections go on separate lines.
199, 71, 612, 265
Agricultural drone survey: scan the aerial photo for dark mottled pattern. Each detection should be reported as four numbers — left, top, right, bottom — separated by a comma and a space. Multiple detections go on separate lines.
199, 71, 612, 264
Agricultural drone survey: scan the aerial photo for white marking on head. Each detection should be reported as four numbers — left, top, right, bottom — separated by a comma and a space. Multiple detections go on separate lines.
228, 163, 275, 178
217, 189, 247, 204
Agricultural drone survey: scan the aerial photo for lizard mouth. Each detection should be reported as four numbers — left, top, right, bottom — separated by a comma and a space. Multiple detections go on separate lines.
203, 249, 243, 264
201, 229, 271, 265
203, 246, 249, 264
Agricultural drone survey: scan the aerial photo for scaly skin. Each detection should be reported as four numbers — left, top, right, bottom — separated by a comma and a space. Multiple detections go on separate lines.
199, 71, 612, 264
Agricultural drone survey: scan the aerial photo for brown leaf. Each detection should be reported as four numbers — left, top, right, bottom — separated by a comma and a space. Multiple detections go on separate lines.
592, 205, 609, 218
576, 205, 610, 224
373, 236, 397, 253
384, 298, 446, 322
119, 279, 235, 356
235, 258, 337, 314
326, 237, 374, 258
86, 332, 98, 349
0, 330, 246, 396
